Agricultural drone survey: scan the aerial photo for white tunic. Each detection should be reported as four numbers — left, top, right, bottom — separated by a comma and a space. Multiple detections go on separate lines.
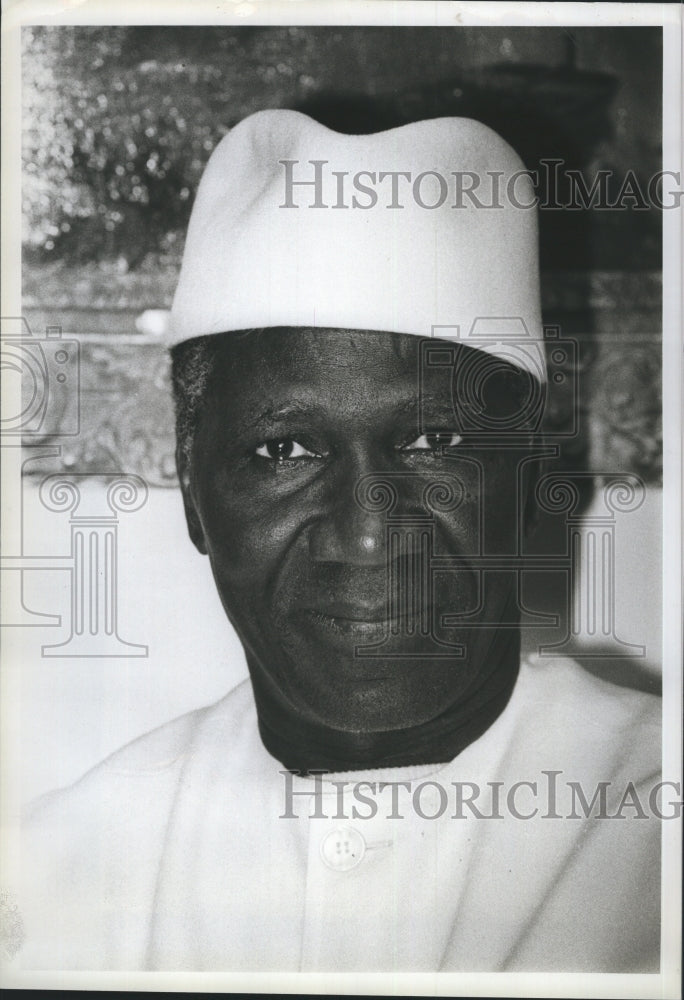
19, 655, 661, 972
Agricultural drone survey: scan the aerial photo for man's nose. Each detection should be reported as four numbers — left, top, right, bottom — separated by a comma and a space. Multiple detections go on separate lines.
308, 460, 395, 566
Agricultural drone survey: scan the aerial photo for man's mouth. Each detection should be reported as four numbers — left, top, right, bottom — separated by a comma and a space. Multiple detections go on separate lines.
301, 601, 433, 639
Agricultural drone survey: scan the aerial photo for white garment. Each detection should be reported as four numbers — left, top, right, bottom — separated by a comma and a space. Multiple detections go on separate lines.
20, 655, 661, 972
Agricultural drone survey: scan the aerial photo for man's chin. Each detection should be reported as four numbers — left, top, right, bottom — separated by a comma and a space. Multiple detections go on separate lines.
258, 644, 478, 734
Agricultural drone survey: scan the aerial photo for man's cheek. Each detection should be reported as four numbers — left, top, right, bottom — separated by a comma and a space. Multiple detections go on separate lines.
202, 508, 306, 590
434, 500, 482, 558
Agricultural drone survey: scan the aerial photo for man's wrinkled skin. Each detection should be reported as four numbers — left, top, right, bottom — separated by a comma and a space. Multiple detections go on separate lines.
178, 328, 539, 771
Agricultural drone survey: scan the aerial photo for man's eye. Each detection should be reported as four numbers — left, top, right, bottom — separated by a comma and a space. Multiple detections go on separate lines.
403, 431, 463, 451
254, 438, 319, 461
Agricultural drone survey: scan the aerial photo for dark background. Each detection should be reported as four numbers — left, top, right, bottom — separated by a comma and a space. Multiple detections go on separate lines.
21, 26, 662, 488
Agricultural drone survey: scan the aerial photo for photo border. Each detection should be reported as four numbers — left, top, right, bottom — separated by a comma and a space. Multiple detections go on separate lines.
1, 2, 681, 996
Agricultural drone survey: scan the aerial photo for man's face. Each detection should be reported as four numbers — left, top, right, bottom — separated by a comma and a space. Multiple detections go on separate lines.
181, 328, 533, 735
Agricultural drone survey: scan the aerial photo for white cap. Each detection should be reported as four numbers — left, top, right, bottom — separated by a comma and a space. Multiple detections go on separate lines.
169, 110, 545, 381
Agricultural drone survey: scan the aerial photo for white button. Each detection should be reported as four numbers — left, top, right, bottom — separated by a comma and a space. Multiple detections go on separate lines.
320, 827, 366, 871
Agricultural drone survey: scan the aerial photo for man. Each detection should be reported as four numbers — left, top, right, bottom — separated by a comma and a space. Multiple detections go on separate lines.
20, 111, 660, 972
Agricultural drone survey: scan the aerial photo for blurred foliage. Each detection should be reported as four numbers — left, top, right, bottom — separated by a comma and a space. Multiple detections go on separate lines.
22, 26, 662, 272
23, 27, 232, 267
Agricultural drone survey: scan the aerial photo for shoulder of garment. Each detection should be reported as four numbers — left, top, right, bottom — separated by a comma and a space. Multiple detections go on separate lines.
18, 678, 255, 970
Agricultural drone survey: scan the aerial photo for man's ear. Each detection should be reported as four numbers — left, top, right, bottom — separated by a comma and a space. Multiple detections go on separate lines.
177, 447, 208, 555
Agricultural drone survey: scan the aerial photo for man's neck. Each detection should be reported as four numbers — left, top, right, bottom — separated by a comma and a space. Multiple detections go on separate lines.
249, 629, 521, 775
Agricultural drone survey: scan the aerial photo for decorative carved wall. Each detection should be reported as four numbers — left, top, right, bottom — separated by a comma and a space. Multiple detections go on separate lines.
20, 270, 661, 489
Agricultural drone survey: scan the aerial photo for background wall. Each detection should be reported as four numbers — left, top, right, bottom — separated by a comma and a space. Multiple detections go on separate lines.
14, 26, 663, 801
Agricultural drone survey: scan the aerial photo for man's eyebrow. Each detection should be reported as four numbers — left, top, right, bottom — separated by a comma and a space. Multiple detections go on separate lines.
399, 394, 453, 411
232, 401, 328, 436
230, 395, 456, 436
401, 395, 459, 421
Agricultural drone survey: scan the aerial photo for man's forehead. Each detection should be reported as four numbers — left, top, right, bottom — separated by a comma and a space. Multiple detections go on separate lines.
200, 327, 529, 430
207, 328, 433, 410
208, 327, 524, 384
213, 326, 421, 363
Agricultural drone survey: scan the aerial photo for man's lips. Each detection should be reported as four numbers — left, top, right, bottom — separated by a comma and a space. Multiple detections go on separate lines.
307, 599, 392, 622
305, 612, 392, 638
299, 600, 434, 638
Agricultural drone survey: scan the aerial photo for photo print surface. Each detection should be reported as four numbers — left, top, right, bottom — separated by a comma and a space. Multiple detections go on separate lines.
1, 5, 682, 995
